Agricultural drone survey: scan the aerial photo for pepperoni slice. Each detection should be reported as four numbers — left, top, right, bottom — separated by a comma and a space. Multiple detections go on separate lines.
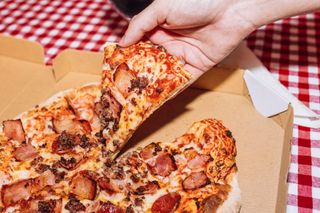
149, 153, 176, 177
182, 171, 210, 190
151, 192, 181, 213
2, 119, 25, 143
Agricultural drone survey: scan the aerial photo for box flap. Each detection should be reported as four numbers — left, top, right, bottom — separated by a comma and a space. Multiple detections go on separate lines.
0, 35, 55, 121
52, 49, 103, 81
0, 34, 45, 65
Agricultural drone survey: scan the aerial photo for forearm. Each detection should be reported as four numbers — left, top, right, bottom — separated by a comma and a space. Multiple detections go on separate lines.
233, 0, 320, 28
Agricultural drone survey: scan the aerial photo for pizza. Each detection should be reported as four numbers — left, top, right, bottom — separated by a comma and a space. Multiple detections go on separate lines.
99, 42, 192, 160
0, 41, 240, 212
1, 113, 239, 212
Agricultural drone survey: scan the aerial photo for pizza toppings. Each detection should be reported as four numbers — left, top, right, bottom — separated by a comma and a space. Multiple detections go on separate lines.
98, 177, 125, 193
182, 171, 210, 190
52, 117, 84, 134
98, 201, 124, 213
139, 143, 162, 160
13, 143, 38, 161
187, 154, 211, 170
114, 63, 136, 98
1, 171, 55, 207
52, 131, 80, 154
38, 199, 62, 213
65, 195, 86, 213
2, 119, 26, 142
59, 156, 82, 170
149, 153, 177, 177
99, 89, 122, 132
135, 181, 159, 195
1, 179, 31, 206
70, 172, 97, 200
151, 192, 181, 213
129, 77, 149, 93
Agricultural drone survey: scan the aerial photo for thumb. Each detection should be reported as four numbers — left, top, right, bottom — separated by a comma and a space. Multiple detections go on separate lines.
119, 0, 167, 46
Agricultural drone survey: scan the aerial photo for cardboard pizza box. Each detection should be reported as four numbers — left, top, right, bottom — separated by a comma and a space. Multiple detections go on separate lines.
0, 34, 293, 213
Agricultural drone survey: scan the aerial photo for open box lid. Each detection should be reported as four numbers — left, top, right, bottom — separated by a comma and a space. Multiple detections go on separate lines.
0, 35, 293, 212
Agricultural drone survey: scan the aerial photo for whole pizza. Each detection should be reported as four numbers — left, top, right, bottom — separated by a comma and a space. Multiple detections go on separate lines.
0, 42, 240, 213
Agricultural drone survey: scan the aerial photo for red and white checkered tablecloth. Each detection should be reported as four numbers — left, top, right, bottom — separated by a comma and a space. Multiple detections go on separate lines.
0, 0, 319, 212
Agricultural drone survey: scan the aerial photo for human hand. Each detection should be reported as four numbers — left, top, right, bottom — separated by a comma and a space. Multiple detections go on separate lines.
119, 0, 320, 79
119, 0, 256, 79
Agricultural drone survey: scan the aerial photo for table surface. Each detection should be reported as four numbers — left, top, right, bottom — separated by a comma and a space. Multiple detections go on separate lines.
0, 0, 319, 212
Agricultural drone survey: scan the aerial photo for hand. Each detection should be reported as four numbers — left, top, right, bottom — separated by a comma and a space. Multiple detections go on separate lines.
119, 0, 320, 79
119, 0, 256, 79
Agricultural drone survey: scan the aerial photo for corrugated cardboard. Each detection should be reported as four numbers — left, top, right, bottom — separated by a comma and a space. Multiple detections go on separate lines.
0, 35, 293, 212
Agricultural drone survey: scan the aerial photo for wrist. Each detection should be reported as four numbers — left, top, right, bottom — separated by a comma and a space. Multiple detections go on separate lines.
232, 0, 320, 28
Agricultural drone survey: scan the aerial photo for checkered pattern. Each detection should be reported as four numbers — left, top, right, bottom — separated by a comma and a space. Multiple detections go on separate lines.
0, 0, 319, 212
0, 0, 127, 64
247, 13, 320, 212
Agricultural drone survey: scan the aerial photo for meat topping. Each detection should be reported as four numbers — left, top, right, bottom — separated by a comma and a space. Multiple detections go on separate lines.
70, 172, 96, 200
182, 171, 210, 190
65, 195, 85, 213
113, 62, 136, 98
38, 199, 57, 213
139, 143, 162, 160
151, 192, 181, 213
135, 181, 159, 195
59, 157, 80, 170
13, 143, 38, 161
129, 77, 149, 93
98, 201, 124, 213
149, 153, 177, 177
52, 131, 79, 154
187, 155, 211, 170
2, 119, 26, 143
99, 88, 122, 132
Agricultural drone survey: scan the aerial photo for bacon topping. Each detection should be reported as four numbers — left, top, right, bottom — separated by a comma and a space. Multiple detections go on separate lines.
51, 131, 80, 154
70, 172, 96, 200
1, 171, 55, 207
52, 117, 84, 134
98, 177, 125, 193
151, 192, 181, 213
135, 181, 159, 195
114, 62, 135, 98
187, 155, 211, 170
139, 143, 162, 160
149, 153, 176, 177
2, 119, 25, 142
182, 171, 210, 190
13, 143, 38, 161
98, 201, 124, 213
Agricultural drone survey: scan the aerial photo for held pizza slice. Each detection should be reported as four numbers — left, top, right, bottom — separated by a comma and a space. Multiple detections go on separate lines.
98, 41, 192, 160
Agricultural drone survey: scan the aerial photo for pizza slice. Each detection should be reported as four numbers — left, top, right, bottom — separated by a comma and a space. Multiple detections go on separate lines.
98, 41, 192, 160
82, 118, 240, 213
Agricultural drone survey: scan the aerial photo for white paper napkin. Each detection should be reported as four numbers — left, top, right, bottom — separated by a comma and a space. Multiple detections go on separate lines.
221, 42, 320, 128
